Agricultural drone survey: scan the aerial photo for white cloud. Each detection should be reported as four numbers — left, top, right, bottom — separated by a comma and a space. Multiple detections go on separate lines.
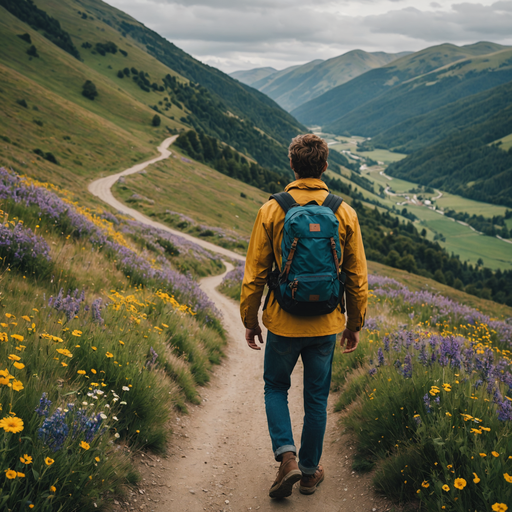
104, 0, 512, 72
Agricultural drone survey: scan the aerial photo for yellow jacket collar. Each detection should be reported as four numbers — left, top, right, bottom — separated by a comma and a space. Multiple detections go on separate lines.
285, 178, 329, 192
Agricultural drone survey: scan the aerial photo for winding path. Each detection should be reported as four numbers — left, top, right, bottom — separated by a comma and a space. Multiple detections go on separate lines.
88, 138, 386, 512
88, 136, 244, 263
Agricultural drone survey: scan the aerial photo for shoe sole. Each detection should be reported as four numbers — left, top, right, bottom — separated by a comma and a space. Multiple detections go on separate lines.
269, 470, 302, 499
299, 473, 325, 495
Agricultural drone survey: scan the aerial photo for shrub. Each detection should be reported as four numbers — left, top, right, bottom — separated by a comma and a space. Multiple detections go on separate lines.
152, 114, 161, 127
26, 45, 39, 57
44, 152, 59, 165
16, 99, 28, 108
123, 67, 130, 76
82, 80, 98, 100
81, 41, 92, 49
119, 49, 128, 57
0, 135, 11, 143
17, 33, 31, 44
33, 119, 43, 127
117, 70, 124, 78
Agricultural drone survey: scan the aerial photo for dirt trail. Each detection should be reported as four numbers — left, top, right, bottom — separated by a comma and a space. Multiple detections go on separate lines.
90, 138, 389, 511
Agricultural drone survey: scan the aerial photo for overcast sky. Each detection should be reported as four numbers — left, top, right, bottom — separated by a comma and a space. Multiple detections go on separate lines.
104, 0, 512, 73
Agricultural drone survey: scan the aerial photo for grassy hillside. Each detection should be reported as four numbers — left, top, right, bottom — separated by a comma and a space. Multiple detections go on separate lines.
0, 0, 304, 191
55, 0, 305, 146
291, 42, 509, 126
247, 50, 408, 112
324, 49, 512, 137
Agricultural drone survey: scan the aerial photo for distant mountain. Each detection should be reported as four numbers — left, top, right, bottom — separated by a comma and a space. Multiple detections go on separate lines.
233, 50, 409, 112
323, 47, 512, 137
230, 67, 277, 86
292, 42, 510, 127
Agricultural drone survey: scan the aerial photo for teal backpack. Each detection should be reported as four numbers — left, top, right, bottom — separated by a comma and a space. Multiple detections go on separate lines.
265, 192, 346, 317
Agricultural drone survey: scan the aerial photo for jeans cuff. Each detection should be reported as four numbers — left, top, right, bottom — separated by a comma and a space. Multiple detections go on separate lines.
298, 461, 318, 475
275, 445, 296, 461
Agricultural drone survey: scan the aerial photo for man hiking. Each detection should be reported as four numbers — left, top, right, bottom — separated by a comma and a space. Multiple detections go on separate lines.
240, 133, 368, 499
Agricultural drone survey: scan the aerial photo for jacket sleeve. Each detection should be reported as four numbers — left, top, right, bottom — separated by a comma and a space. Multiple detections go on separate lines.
240, 207, 275, 329
342, 214, 368, 332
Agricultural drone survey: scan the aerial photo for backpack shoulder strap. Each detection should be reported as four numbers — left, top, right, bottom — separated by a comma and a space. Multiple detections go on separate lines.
322, 193, 343, 214
269, 192, 298, 214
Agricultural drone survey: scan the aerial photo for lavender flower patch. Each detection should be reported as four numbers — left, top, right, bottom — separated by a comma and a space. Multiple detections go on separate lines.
368, 274, 512, 345
48, 288, 85, 321
0, 169, 220, 321
221, 263, 245, 287
36, 396, 105, 451
0, 220, 51, 274
0, 168, 107, 244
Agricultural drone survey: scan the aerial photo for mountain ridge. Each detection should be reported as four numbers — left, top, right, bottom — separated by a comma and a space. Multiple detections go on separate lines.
230, 49, 410, 111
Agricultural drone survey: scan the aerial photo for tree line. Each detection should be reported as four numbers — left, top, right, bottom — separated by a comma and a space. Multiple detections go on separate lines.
1, 0, 81, 60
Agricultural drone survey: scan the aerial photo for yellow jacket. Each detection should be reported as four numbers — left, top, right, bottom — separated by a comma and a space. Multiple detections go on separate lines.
240, 178, 368, 337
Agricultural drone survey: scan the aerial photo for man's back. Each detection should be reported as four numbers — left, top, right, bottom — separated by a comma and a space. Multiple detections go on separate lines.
240, 177, 367, 337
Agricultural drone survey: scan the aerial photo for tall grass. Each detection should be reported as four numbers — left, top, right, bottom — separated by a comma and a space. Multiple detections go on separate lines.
333, 275, 512, 511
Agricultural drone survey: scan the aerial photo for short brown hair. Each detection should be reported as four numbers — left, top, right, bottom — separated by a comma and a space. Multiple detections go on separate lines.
288, 134, 329, 179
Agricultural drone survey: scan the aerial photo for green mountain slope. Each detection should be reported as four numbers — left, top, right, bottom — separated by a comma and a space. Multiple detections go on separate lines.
230, 66, 277, 86
324, 48, 512, 136
0, 0, 305, 189
371, 80, 512, 153
386, 106, 512, 207
291, 42, 509, 126
243, 50, 408, 112
61, 0, 305, 146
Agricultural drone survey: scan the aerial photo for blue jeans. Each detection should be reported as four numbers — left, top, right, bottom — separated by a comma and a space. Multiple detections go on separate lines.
263, 331, 336, 475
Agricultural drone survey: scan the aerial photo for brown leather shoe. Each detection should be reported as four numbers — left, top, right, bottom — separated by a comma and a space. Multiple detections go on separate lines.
299, 465, 325, 495
268, 452, 302, 499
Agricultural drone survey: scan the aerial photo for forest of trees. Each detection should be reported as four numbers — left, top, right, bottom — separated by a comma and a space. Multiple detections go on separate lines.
387, 105, 512, 207
443, 209, 512, 238
175, 130, 289, 193
371, 80, 512, 154
1, 0, 81, 59
162, 77, 294, 173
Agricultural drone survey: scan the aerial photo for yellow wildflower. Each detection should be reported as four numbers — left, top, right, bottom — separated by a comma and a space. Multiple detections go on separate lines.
105, 352, 113, 358
421, 480, 429, 488
50, 485, 56, 492
454, 478, 466, 490
5, 469, 16, 479
71, 330, 82, 337
12, 380, 24, 392
79, 441, 90, 450
492, 451, 500, 458
20, 454, 32, 464
45, 457, 54, 466
504, 473, 512, 483
0, 416, 24, 433
473, 473, 480, 483
8, 354, 21, 361
11, 335, 24, 342
442, 484, 450, 491
492, 504, 508, 512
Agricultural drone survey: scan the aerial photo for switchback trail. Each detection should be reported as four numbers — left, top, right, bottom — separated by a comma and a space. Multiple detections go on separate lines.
89, 138, 388, 511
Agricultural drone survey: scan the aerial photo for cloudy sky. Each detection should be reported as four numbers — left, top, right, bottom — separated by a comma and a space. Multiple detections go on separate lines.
104, 0, 512, 73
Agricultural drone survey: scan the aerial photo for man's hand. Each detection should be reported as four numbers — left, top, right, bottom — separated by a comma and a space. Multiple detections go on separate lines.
340, 328, 359, 354
246, 326, 264, 350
